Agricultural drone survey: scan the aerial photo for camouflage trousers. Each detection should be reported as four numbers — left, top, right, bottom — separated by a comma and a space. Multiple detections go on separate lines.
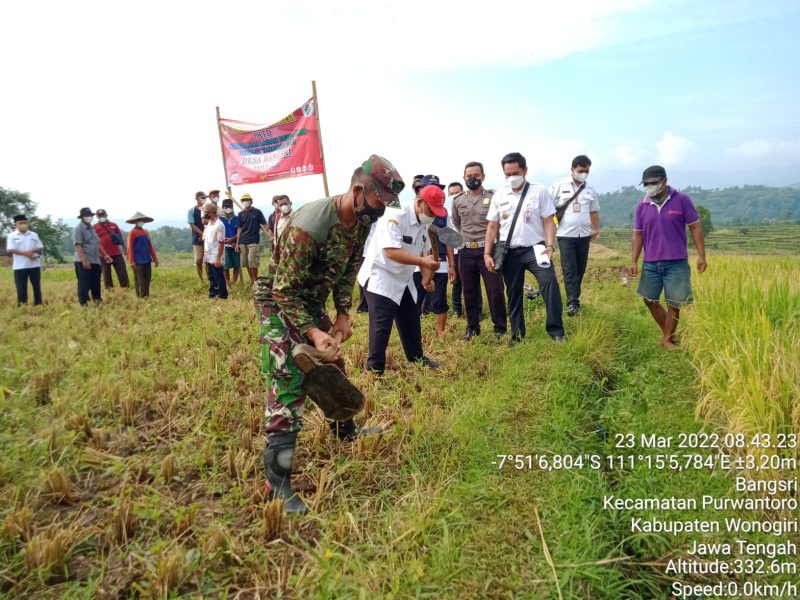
258, 302, 343, 434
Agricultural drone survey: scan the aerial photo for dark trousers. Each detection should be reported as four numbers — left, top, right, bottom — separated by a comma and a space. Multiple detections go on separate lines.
452, 253, 463, 315
74, 262, 102, 305
206, 263, 228, 299
357, 284, 369, 312
557, 236, 591, 308
502, 246, 564, 339
365, 286, 423, 374
133, 263, 152, 298
413, 271, 449, 314
14, 267, 42, 305
101, 253, 130, 288
458, 246, 506, 334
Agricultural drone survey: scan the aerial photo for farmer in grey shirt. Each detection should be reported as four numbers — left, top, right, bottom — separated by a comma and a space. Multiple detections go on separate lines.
73, 207, 112, 305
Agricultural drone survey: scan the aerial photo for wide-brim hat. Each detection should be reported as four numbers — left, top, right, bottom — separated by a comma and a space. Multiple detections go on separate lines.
77, 207, 95, 218
126, 211, 154, 224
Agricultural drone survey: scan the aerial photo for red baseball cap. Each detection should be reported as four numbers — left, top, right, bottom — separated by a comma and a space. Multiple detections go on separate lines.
419, 185, 447, 217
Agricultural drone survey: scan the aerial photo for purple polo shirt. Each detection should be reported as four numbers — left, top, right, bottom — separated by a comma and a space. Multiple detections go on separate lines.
634, 188, 699, 262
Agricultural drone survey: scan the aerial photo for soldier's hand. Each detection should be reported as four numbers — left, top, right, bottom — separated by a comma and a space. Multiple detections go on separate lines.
420, 256, 439, 271
331, 313, 353, 343
484, 254, 495, 273
308, 328, 341, 361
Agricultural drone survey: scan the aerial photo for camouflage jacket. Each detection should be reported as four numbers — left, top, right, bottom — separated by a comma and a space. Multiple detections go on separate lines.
255, 197, 370, 333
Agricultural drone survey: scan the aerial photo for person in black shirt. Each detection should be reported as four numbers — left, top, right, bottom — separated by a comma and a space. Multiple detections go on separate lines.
234, 192, 269, 284
188, 191, 207, 283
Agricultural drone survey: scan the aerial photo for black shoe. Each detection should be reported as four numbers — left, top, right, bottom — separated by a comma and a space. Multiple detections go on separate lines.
508, 336, 523, 347
566, 304, 579, 317
463, 329, 479, 341
551, 335, 565, 343
420, 357, 442, 369
264, 432, 308, 514
453, 310, 463, 318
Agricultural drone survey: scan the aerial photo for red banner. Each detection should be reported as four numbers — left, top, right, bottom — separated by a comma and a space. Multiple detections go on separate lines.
218, 98, 324, 186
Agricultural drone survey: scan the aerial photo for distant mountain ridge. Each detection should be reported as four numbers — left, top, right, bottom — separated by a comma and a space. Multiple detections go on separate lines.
597, 185, 800, 228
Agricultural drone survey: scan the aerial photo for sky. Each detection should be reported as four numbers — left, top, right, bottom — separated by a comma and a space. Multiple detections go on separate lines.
1, 0, 799, 226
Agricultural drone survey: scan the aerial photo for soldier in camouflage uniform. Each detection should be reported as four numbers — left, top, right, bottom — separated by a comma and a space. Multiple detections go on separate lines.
255, 155, 405, 514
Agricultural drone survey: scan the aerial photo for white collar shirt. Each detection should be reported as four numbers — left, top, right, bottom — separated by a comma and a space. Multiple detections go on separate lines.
549, 176, 600, 238
6, 230, 43, 270
357, 204, 432, 305
203, 218, 224, 263
487, 181, 555, 248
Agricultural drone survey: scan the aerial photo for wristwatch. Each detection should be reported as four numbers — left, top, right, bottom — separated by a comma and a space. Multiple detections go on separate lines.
546, 244, 555, 250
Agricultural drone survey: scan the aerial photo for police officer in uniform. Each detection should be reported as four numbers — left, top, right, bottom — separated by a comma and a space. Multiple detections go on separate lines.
451, 161, 508, 340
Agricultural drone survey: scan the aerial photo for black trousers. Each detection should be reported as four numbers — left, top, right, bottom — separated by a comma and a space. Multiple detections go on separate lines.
365, 286, 423, 374
458, 246, 506, 334
413, 271, 449, 315
357, 284, 369, 312
206, 263, 228, 299
502, 246, 564, 339
14, 267, 42, 305
75, 262, 102, 305
101, 253, 130, 288
451, 253, 463, 314
557, 236, 591, 308
133, 263, 152, 298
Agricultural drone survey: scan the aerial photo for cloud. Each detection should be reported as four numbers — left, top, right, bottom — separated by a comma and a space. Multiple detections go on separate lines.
613, 145, 643, 166
725, 137, 800, 160
656, 132, 691, 166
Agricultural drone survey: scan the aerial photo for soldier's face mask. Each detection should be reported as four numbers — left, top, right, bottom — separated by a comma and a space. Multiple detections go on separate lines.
355, 187, 386, 226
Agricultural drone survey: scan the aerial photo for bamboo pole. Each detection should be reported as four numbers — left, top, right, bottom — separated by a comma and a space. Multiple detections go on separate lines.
311, 80, 330, 197
215, 107, 243, 209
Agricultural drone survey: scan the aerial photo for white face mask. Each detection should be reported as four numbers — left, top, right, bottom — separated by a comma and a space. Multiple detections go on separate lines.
506, 175, 525, 189
573, 171, 588, 183
135, 221, 144, 228
223, 207, 233, 214
418, 211, 435, 226
82, 216, 93, 224
644, 183, 662, 198
242, 200, 252, 208
99, 217, 108, 223
280, 204, 291, 215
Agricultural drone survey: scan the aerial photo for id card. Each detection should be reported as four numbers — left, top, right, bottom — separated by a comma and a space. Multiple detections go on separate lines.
523, 211, 532, 224
572, 201, 581, 212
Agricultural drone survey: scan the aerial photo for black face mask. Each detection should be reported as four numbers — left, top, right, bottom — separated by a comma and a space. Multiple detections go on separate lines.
355, 189, 386, 225
465, 177, 482, 191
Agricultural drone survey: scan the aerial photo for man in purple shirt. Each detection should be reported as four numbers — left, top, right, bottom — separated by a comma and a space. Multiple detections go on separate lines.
629, 165, 707, 349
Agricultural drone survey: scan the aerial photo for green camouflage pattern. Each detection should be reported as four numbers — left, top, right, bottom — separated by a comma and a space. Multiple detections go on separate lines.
258, 196, 370, 334
362, 154, 405, 196
254, 195, 369, 433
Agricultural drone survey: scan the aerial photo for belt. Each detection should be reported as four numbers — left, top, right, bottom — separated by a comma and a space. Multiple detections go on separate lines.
463, 241, 486, 249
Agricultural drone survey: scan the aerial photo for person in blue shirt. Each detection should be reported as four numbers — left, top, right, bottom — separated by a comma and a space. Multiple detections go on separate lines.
219, 198, 241, 285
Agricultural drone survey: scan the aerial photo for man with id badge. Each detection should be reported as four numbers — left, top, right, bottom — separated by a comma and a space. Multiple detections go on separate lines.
484, 152, 565, 343
550, 155, 600, 316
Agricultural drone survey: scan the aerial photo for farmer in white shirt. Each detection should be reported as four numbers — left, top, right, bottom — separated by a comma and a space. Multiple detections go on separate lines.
6, 214, 44, 306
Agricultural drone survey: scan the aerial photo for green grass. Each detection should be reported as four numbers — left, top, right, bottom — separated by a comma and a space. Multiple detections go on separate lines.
0, 256, 798, 598
599, 223, 800, 255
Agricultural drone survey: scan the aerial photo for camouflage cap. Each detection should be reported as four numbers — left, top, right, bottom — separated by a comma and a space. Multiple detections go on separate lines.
362, 155, 405, 198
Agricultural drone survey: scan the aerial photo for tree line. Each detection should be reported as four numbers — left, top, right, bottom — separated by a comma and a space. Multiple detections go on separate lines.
3, 185, 800, 262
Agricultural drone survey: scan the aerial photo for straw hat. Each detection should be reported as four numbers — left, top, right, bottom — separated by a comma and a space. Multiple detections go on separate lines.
126, 212, 154, 224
